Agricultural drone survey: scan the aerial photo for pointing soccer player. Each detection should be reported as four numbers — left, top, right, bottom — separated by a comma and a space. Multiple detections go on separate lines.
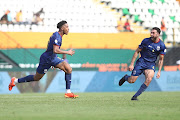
119, 27, 166, 100
9, 20, 79, 98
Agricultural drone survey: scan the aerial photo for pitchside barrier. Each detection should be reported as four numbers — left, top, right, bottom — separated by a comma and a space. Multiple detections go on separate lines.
0, 71, 180, 94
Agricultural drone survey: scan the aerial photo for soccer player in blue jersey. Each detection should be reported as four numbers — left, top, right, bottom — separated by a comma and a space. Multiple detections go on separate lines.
119, 27, 166, 100
9, 20, 78, 98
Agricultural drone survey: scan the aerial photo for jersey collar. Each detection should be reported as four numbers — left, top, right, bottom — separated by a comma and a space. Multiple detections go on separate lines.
154, 38, 160, 43
150, 37, 160, 43
58, 32, 62, 38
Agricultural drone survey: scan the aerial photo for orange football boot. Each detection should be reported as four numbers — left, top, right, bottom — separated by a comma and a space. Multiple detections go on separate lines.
9, 77, 16, 91
64, 93, 79, 98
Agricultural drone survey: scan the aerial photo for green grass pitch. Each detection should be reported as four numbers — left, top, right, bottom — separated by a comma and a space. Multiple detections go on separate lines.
0, 92, 180, 120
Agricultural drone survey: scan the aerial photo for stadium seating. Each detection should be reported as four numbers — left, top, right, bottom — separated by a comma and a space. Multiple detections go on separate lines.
0, 0, 179, 70
0, 0, 179, 47
0, 0, 117, 33
100, 0, 180, 44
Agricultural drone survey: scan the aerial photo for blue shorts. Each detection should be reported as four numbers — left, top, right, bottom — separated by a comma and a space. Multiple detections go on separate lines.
131, 58, 155, 76
36, 53, 64, 74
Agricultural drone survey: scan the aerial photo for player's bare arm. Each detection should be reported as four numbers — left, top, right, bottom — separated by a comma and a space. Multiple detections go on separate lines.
53, 45, 75, 56
156, 54, 164, 79
129, 47, 142, 71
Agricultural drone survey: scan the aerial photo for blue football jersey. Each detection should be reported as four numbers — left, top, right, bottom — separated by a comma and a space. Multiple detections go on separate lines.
45, 32, 62, 57
37, 32, 64, 74
138, 37, 166, 62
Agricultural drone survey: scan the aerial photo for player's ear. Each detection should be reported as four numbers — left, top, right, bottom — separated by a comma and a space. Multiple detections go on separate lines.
61, 25, 64, 30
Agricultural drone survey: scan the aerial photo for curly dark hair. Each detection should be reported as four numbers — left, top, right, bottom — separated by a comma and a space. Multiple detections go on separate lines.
57, 20, 67, 29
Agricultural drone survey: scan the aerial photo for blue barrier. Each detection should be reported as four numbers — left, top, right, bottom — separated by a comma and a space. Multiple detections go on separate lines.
46, 71, 180, 93
0, 71, 180, 94
0, 72, 20, 94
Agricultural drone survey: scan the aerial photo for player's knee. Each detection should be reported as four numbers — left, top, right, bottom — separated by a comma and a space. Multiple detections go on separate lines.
146, 77, 152, 84
128, 78, 136, 83
66, 67, 72, 74
129, 80, 135, 83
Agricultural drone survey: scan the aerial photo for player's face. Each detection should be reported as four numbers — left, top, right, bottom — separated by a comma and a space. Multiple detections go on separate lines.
150, 29, 159, 41
62, 23, 69, 35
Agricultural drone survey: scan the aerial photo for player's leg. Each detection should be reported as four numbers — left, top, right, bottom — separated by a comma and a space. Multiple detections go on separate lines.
55, 60, 78, 98
55, 61, 72, 92
144, 69, 155, 86
9, 63, 50, 91
119, 64, 142, 86
9, 72, 45, 91
119, 75, 139, 86
131, 69, 155, 100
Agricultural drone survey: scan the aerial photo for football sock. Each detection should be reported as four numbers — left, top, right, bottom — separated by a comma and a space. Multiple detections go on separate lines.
14, 78, 18, 84
66, 89, 71, 93
65, 73, 71, 89
18, 75, 34, 83
124, 75, 130, 81
133, 83, 147, 97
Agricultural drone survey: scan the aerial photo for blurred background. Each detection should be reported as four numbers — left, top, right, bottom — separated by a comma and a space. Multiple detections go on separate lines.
0, 0, 180, 94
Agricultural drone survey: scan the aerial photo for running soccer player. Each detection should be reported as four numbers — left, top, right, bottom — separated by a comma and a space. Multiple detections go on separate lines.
119, 27, 166, 100
9, 20, 78, 98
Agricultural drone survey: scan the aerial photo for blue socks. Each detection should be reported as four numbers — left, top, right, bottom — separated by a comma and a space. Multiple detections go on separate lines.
18, 75, 34, 83
133, 83, 147, 97
124, 75, 130, 81
65, 73, 71, 89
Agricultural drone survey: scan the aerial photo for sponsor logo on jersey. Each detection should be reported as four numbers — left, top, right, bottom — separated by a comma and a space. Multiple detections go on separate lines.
44, 69, 48, 73
157, 46, 160, 51
148, 45, 152, 48
55, 39, 58, 43
133, 70, 136, 75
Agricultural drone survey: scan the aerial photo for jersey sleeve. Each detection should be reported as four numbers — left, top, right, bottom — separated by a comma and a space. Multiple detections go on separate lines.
160, 44, 166, 55
52, 35, 61, 46
138, 39, 146, 49
53, 39, 59, 46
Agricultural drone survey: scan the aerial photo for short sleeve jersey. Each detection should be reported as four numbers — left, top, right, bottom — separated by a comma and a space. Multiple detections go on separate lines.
139, 37, 166, 62
45, 32, 62, 57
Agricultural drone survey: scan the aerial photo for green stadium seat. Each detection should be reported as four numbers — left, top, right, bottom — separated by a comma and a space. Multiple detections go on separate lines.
132, 0, 136, 3
170, 16, 176, 22
148, 9, 155, 15
134, 15, 142, 22
159, 0, 165, 3
122, 8, 130, 16
149, 0, 154, 3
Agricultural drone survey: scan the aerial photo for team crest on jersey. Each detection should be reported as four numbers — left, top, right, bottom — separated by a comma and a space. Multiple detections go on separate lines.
152, 49, 155, 52
55, 39, 58, 43
133, 70, 136, 75
44, 69, 48, 73
157, 46, 160, 51
148, 45, 152, 48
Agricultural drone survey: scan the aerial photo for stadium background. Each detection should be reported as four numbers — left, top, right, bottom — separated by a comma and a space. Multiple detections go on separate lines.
0, 0, 180, 94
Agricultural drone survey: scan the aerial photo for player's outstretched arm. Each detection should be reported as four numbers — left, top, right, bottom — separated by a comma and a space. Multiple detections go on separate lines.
129, 47, 142, 71
53, 45, 75, 56
156, 54, 164, 79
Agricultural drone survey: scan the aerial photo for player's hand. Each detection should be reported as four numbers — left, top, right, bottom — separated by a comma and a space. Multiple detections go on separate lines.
156, 71, 161, 79
68, 49, 75, 56
128, 64, 134, 71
